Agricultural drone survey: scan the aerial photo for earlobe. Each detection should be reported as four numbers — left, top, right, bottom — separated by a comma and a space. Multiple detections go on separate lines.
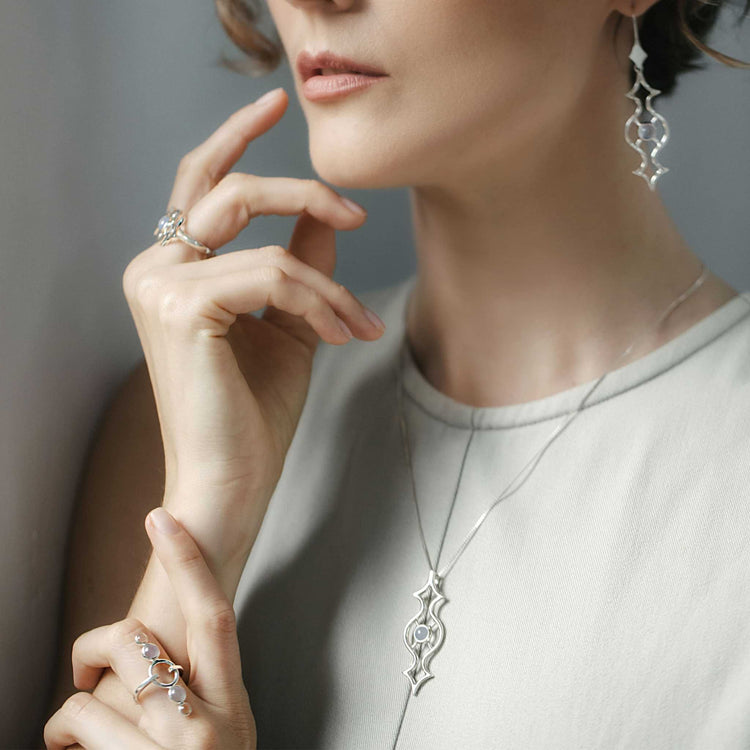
611, 0, 660, 18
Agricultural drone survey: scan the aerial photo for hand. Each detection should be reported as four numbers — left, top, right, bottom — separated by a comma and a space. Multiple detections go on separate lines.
122, 86, 386, 558
44, 508, 256, 749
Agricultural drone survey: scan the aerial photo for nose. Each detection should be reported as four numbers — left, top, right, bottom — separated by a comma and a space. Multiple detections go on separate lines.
284, 0, 356, 10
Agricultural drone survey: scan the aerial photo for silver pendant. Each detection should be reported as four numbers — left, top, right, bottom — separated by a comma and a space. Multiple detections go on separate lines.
403, 569, 447, 695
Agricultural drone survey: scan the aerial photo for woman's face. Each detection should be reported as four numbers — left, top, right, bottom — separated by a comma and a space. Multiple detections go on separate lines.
265, 0, 633, 190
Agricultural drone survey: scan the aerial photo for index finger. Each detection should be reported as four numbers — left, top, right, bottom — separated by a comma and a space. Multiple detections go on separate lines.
168, 87, 287, 212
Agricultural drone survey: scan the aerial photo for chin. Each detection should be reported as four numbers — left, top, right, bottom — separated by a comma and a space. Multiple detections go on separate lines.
308, 137, 418, 190
310, 151, 398, 190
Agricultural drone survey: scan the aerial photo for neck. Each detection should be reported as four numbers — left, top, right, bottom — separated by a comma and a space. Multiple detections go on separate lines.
405, 62, 736, 408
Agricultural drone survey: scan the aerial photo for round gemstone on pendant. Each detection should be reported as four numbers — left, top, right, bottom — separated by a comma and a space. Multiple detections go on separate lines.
414, 624, 430, 643
141, 642, 160, 660
638, 121, 656, 140
177, 701, 193, 716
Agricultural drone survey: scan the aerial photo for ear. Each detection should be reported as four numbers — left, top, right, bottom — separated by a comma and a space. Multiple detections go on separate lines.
610, 0, 662, 18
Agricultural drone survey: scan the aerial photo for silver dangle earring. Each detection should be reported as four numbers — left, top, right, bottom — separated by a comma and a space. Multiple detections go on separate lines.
624, 7, 670, 190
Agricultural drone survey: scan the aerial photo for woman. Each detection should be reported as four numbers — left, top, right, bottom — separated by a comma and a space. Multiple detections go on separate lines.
45, 0, 750, 747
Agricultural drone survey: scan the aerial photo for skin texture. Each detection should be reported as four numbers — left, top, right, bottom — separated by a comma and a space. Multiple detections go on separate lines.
269, 0, 738, 406
45, 0, 739, 745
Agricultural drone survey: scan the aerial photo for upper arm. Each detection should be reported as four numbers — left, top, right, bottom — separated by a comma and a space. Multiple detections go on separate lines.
46, 357, 165, 713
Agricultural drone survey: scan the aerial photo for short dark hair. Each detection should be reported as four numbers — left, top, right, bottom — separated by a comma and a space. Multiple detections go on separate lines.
619, 0, 750, 96
214, 0, 750, 98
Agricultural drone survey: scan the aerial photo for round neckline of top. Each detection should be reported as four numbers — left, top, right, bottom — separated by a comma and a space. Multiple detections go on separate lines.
396, 275, 750, 431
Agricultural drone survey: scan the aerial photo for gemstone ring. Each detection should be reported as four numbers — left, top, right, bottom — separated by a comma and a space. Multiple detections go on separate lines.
132, 632, 193, 717
153, 207, 214, 258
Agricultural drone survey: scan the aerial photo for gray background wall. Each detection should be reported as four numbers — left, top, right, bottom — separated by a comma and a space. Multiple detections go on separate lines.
0, 1, 747, 746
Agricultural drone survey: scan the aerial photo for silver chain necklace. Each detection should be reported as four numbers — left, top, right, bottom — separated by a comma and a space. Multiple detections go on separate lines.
396, 264, 709, 696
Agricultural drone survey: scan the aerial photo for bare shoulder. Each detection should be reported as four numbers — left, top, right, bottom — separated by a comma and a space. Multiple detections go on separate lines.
48, 357, 165, 711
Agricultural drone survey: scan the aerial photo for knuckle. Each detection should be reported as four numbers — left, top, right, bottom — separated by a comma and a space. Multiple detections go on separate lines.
122, 258, 147, 301
156, 287, 187, 325
206, 604, 237, 637
217, 171, 249, 198
303, 178, 324, 200
224, 110, 243, 129
184, 295, 234, 333
150, 282, 235, 335
331, 281, 353, 304
70, 633, 86, 661
122, 261, 136, 298
307, 178, 335, 202
307, 285, 328, 311
133, 271, 166, 307
177, 151, 196, 174
61, 691, 96, 720
263, 244, 289, 261
258, 265, 287, 285
109, 617, 146, 646
220, 171, 246, 187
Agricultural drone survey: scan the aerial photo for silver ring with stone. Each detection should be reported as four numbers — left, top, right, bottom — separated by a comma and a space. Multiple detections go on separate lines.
154, 207, 215, 258
132, 632, 193, 717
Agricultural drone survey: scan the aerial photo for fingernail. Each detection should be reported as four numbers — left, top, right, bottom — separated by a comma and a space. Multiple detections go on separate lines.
364, 308, 386, 331
340, 197, 367, 215
337, 317, 353, 339
255, 87, 282, 106
150, 507, 180, 535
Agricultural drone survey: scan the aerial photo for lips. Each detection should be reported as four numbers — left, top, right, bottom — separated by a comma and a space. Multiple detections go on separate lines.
297, 50, 387, 82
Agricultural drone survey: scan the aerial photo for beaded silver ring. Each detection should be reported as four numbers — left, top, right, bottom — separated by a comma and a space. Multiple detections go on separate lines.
132, 632, 193, 717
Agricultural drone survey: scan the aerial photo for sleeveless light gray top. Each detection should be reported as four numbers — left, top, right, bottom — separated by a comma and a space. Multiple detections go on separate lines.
234, 274, 750, 749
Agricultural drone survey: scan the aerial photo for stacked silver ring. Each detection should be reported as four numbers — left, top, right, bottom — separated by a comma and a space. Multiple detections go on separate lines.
154, 207, 214, 258
132, 632, 193, 717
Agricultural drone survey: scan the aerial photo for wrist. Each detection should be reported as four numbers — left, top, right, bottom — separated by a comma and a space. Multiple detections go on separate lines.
164, 464, 280, 509
161, 482, 274, 584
